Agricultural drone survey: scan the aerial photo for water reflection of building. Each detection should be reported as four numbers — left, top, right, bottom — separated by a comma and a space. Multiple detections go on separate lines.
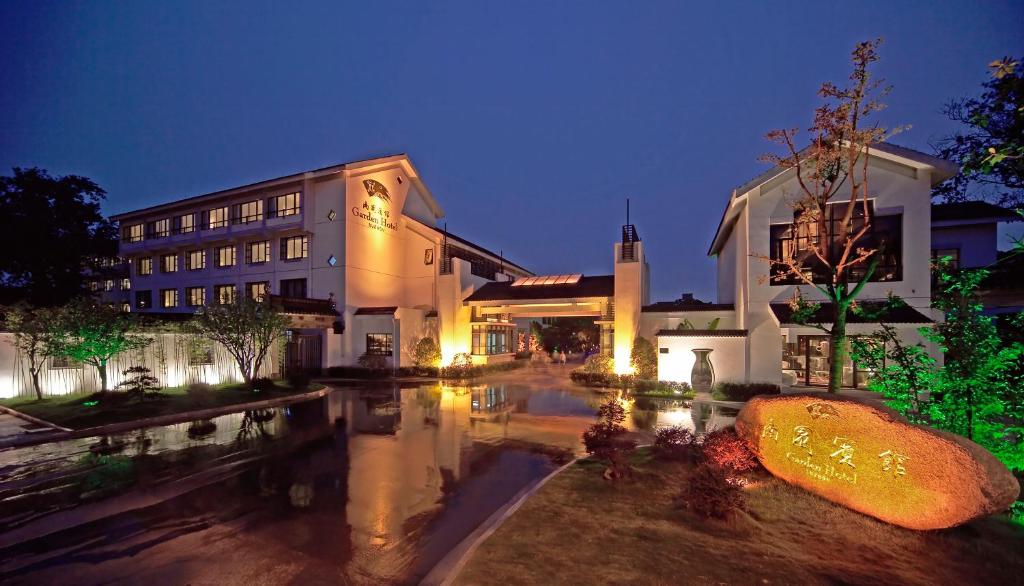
470, 384, 513, 420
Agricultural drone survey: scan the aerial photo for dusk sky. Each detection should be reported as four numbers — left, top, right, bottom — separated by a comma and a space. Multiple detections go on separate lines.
2, 0, 1022, 302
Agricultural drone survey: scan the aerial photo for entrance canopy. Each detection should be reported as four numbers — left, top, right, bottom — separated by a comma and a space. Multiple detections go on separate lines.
464, 274, 614, 318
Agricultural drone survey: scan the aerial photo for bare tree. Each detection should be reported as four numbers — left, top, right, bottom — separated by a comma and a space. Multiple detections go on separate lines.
754, 39, 899, 392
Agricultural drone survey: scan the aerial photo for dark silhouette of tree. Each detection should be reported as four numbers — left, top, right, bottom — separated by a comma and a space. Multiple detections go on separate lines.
932, 57, 1023, 205
0, 168, 118, 306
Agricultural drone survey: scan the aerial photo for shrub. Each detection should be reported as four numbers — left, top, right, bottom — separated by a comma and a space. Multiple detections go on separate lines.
186, 419, 217, 438
582, 399, 637, 480
634, 380, 695, 398
186, 382, 215, 406
653, 425, 701, 461
251, 377, 276, 393
581, 353, 614, 375
630, 337, 658, 380
679, 462, 746, 520
711, 381, 781, 402
570, 369, 619, 387
287, 368, 312, 390
413, 337, 441, 368
114, 366, 161, 402
439, 352, 473, 378
702, 427, 759, 474
357, 353, 390, 372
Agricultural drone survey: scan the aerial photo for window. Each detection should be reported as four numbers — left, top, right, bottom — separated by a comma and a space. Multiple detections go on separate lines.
188, 339, 214, 365
280, 278, 307, 298
215, 284, 237, 304
124, 224, 144, 243
768, 201, 902, 284
246, 240, 270, 264
202, 206, 229, 229
161, 288, 179, 308
232, 200, 263, 224
174, 213, 196, 234
268, 192, 302, 218
135, 290, 152, 310
138, 257, 153, 276
215, 245, 236, 267
89, 281, 101, 292
103, 280, 115, 292
366, 333, 393, 356
245, 281, 269, 301
147, 218, 171, 239
280, 235, 309, 261
120, 278, 131, 290
185, 249, 206, 271
160, 253, 179, 273
49, 355, 81, 369
185, 286, 206, 307
932, 248, 960, 270
472, 324, 513, 355
120, 302, 131, 313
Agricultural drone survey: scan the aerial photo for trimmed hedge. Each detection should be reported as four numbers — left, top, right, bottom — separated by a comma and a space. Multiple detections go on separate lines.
711, 381, 781, 402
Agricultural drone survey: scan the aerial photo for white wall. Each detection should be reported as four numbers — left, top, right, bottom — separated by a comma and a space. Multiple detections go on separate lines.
656, 335, 747, 386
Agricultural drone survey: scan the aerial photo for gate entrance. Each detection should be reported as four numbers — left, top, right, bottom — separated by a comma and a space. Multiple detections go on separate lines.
286, 332, 323, 373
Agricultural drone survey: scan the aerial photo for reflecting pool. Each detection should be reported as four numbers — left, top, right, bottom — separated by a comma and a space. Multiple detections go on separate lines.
0, 381, 712, 585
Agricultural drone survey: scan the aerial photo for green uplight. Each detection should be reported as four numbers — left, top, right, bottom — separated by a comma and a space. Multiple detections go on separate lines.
83, 400, 99, 407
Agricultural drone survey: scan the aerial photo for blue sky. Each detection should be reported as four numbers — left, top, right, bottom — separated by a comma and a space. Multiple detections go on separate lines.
2, 0, 1022, 301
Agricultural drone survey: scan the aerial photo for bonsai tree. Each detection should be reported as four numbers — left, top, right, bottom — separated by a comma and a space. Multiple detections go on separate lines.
754, 39, 897, 392
4, 304, 60, 400
186, 297, 289, 389
114, 366, 161, 401
630, 336, 658, 380
413, 336, 441, 369
50, 299, 152, 392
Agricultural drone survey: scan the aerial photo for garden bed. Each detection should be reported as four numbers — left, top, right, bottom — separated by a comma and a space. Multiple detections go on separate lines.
0, 381, 321, 430
454, 448, 1024, 585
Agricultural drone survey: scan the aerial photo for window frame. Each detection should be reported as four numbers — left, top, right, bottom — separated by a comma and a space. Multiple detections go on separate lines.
365, 333, 394, 356
124, 223, 144, 243
279, 278, 307, 299
147, 218, 171, 239
214, 284, 238, 305
215, 244, 236, 268
185, 249, 206, 271
202, 206, 230, 230
160, 288, 178, 308
138, 257, 153, 276
280, 235, 309, 261
160, 253, 179, 273
471, 324, 513, 355
245, 281, 270, 301
185, 286, 206, 307
232, 200, 264, 225
135, 290, 152, 310
267, 192, 302, 218
174, 213, 196, 234
245, 240, 271, 264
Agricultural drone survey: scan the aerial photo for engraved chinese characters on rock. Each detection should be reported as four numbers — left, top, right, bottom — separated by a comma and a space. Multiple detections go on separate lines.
878, 450, 909, 477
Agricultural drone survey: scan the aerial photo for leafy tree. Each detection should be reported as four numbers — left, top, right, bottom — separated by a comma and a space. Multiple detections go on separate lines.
185, 297, 289, 389
413, 336, 441, 368
932, 57, 1023, 205
0, 168, 118, 306
4, 304, 61, 400
50, 300, 152, 392
629, 336, 658, 380
755, 39, 896, 392
582, 398, 637, 480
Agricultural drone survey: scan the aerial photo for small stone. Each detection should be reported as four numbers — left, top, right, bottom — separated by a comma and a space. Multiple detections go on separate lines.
735, 394, 1020, 530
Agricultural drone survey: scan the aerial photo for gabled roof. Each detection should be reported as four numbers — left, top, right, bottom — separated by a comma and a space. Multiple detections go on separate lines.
464, 275, 615, 303
111, 154, 444, 221
708, 143, 959, 256
354, 306, 398, 316
769, 301, 932, 325
932, 201, 1020, 225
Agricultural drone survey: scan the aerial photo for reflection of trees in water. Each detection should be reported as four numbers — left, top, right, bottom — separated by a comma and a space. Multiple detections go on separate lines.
236, 409, 276, 441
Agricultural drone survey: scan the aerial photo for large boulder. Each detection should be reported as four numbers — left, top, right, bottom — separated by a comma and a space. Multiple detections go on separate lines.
735, 393, 1019, 530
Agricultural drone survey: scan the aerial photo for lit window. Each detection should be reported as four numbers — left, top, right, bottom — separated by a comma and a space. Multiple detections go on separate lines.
186, 249, 206, 271
161, 288, 178, 308
246, 241, 270, 264
135, 290, 152, 309
280, 235, 309, 261
268, 192, 302, 218
366, 333, 393, 356
121, 302, 131, 313
175, 213, 196, 234
160, 253, 178, 273
147, 218, 170, 239
215, 284, 237, 304
232, 200, 263, 224
124, 224, 144, 243
245, 281, 269, 301
103, 280, 115, 292
215, 245, 236, 267
185, 286, 206, 307
203, 206, 229, 229
138, 257, 153, 276
120, 278, 131, 290
472, 324, 513, 355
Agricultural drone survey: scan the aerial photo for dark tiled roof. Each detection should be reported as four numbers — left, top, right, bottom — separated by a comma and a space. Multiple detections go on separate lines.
770, 301, 932, 325
269, 295, 339, 316
932, 202, 1020, 223
441, 229, 531, 275
464, 275, 615, 302
657, 329, 747, 337
354, 306, 398, 316
425, 310, 438, 318
643, 301, 735, 312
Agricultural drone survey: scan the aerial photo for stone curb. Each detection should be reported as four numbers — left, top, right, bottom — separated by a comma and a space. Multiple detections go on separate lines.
0, 386, 331, 450
0, 404, 72, 432
420, 456, 580, 586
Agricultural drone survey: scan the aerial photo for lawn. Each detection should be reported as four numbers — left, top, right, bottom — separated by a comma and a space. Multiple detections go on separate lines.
455, 449, 1024, 585
1, 381, 322, 430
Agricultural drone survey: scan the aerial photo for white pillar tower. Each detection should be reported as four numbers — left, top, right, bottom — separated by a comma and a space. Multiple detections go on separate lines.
612, 203, 649, 374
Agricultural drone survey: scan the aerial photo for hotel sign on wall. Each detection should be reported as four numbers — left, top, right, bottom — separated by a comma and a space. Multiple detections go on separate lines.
351, 178, 399, 234
735, 394, 1019, 530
